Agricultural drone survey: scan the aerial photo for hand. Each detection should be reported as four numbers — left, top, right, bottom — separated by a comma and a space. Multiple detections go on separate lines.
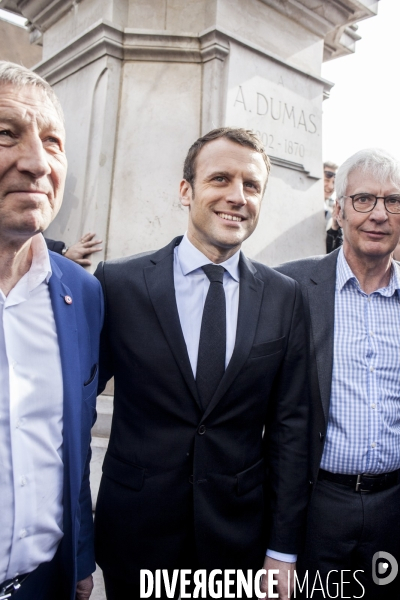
259, 556, 295, 599
76, 574, 94, 599
65, 232, 102, 266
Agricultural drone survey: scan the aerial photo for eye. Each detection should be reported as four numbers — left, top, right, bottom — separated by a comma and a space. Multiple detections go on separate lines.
0, 129, 13, 137
213, 176, 226, 182
45, 136, 61, 145
386, 195, 400, 204
244, 181, 261, 193
43, 135, 63, 151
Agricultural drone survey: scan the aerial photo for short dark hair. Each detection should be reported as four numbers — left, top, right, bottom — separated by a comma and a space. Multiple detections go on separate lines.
183, 127, 271, 186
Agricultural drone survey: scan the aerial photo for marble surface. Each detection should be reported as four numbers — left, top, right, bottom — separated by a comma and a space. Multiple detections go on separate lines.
33, 0, 375, 267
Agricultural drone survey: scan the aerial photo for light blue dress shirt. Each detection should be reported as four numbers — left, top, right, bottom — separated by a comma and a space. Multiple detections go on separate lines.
321, 248, 400, 474
174, 234, 240, 376
173, 234, 296, 563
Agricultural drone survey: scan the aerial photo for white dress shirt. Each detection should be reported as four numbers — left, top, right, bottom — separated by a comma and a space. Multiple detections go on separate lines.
173, 234, 296, 563
0, 234, 64, 582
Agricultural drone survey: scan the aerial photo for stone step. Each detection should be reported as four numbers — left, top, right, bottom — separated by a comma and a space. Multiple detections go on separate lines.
92, 394, 113, 438
90, 394, 113, 510
90, 436, 108, 510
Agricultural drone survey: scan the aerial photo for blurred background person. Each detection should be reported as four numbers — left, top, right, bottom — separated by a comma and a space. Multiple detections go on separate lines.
324, 161, 343, 253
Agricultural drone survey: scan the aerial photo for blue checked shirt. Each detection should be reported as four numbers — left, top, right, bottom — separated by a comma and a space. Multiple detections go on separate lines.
320, 248, 400, 475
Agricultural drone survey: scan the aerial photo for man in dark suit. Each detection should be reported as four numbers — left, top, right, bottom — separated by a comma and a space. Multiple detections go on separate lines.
95, 127, 309, 599
276, 148, 400, 598
0, 61, 103, 600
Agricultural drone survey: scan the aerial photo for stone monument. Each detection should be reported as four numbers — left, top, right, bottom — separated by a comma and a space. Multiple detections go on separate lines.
1, 0, 379, 267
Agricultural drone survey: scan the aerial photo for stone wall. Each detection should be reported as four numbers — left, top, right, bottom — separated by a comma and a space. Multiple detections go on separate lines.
2, 0, 379, 266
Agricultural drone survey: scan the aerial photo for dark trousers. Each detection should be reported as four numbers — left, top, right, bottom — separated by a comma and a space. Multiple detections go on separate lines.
9, 547, 68, 600
296, 478, 400, 599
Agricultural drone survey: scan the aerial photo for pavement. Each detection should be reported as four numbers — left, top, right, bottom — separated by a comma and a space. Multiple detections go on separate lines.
91, 566, 106, 600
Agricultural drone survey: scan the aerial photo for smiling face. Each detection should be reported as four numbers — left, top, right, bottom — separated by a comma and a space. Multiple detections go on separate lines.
0, 83, 67, 244
338, 169, 400, 263
179, 137, 268, 262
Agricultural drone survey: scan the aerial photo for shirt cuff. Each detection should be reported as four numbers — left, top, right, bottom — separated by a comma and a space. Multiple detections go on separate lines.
266, 549, 297, 563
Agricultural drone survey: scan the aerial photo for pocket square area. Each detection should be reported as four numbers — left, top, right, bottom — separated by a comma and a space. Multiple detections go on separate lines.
249, 336, 285, 359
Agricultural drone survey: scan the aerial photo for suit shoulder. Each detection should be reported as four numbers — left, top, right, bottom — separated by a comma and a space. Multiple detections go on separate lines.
95, 248, 159, 281
250, 259, 300, 290
100, 249, 155, 269
273, 255, 326, 283
49, 251, 102, 294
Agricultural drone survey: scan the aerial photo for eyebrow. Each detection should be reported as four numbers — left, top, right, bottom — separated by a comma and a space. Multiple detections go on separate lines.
207, 170, 262, 185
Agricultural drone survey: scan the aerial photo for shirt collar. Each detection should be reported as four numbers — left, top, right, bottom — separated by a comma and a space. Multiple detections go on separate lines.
28, 233, 52, 291
177, 233, 240, 282
336, 246, 400, 297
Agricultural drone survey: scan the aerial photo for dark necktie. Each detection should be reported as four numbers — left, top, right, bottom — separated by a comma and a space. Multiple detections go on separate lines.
196, 264, 226, 410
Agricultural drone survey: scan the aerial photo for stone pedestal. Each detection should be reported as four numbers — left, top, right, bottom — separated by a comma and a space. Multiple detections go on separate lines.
2, 0, 379, 265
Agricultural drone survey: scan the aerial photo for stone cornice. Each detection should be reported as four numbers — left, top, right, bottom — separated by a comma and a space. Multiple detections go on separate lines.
2, 0, 379, 64
269, 156, 318, 179
259, 0, 379, 61
34, 20, 123, 82
33, 19, 332, 101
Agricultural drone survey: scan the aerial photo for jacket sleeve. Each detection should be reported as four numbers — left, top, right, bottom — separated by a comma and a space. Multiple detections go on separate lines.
76, 444, 96, 581
265, 281, 310, 554
76, 278, 104, 581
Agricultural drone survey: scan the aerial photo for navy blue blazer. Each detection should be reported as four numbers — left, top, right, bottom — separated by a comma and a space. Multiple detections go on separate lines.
47, 250, 103, 598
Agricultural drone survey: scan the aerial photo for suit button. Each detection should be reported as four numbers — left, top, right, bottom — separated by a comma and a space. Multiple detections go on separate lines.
198, 425, 206, 435
319, 432, 325, 441
189, 475, 194, 484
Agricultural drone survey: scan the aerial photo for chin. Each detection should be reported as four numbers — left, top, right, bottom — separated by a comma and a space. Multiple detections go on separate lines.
362, 245, 391, 258
216, 235, 244, 249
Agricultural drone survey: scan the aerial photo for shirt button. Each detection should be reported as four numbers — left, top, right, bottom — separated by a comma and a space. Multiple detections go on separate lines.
370, 331, 374, 336
370, 366, 374, 372
20, 477, 26, 486
15, 420, 21, 429
371, 403, 376, 409
371, 442, 377, 448
19, 529, 27, 539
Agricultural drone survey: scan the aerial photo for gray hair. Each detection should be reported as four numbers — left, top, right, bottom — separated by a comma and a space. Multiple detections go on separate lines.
336, 148, 400, 208
0, 61, 64, 122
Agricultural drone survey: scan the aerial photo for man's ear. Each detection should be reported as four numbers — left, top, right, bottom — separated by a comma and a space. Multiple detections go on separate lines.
334, 200, 343, 227
180, 179, 193, 208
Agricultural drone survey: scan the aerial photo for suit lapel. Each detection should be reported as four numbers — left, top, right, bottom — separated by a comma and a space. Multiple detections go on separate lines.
144, 238, 200, 408
203, 253, 264, 419
306, 250, 338, 421
48, 257, 81, 516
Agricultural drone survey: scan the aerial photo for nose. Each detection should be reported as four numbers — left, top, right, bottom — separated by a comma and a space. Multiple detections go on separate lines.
225, 180, 246, 206
370, 197, 388, 221
17, 133, 51, 179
